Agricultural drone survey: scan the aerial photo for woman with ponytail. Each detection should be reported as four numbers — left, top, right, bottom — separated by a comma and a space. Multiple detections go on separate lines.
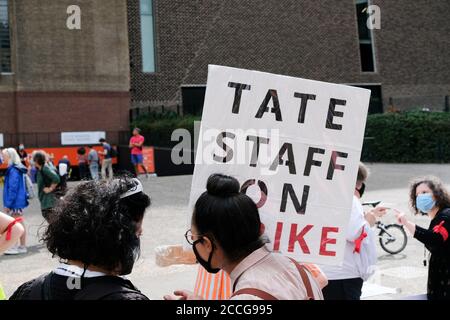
165, 173, 323, 300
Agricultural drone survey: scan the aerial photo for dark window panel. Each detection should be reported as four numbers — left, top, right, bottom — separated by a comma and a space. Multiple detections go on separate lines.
359, 43, 375, 72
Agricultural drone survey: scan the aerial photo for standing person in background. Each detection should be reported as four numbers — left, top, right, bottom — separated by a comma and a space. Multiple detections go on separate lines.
321, 163, 387, 300
17, 144, 28, 167
77, 147, 89, 180
33, 151, 60, 222
99, 138, 114, 180
129, 128, 148, 178
1, 148, 29, 255
28, 153, 38, 184
47, 154, 56, 171
87, 146, 99, 181
57, 156, 71, 192
395, 176, 450, 300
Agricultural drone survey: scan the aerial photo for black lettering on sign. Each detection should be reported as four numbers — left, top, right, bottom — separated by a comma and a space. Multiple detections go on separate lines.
326, 98, 346, 130
269, 143, 296, 174
255, 89, 282, 121
304, 147, 325, 176
327, 151, 348, 180
280, 184, 310, 215
228, 82, 251, 114
240, 179, 268, 208
213, 132, 235, 163
246, 135, 269, 167
294, 92, 316, 124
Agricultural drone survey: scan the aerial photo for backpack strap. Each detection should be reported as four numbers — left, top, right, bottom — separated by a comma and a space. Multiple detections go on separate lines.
231, 288, 278, 300
230, 258, 315, 300
288, 258, 315, 300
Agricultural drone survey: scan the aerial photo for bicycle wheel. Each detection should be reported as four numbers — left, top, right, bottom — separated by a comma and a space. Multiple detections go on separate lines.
379, 224, 408, 254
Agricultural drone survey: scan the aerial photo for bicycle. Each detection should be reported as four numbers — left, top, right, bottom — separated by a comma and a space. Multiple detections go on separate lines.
362, 200, 408, 255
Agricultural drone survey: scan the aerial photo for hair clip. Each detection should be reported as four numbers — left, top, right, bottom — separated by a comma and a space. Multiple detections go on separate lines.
120, 178, 143, 199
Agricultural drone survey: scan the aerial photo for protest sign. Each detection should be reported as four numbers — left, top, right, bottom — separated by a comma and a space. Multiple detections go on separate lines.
188, 65, 370, 265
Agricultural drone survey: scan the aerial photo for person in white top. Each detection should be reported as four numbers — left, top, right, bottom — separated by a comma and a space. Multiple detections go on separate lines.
164, 173, 323, 300
320, 162, 387, 300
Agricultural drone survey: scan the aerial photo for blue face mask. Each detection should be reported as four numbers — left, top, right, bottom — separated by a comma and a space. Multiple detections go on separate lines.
416, 193, 436, 213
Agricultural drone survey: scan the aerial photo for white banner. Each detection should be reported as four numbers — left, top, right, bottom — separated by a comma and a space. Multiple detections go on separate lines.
61, 131, 106, 145
188, 65, 370, 265
0, 133, 3, 147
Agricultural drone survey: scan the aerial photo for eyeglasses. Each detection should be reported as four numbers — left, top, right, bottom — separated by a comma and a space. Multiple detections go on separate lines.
184, 229, 203, 246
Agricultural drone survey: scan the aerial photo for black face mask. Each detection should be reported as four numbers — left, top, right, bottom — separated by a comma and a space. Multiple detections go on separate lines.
120, 236, 141, 276
192, 239, 220, 274
356, 182, 366, 198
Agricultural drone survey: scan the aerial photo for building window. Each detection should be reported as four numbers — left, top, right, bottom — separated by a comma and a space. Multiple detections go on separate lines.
140, 0, 156, 73
350, 84, 383, 113
355, 0, 376, 72
0, 0, 12, 73
182, 86, 206, 116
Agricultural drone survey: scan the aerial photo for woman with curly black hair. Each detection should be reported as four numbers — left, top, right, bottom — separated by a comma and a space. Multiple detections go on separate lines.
395, 176, 450, 300
9, 176, 151, 300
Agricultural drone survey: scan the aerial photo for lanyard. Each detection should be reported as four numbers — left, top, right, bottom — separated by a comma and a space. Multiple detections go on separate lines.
54, 264, 108, 278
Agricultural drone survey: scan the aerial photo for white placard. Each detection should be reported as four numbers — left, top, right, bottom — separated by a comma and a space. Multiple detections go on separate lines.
188, 65, 370, 265
61, 131, 106, 145
0, 133, 3, 147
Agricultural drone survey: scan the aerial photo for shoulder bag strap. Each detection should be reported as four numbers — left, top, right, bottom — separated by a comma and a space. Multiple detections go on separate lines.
288, 258, 315, 300
231, 288, 278, 300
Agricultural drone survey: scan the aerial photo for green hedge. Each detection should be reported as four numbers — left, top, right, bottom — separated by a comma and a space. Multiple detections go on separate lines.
131, 111, 200, 148
362, 111, 450, 163
132, 111, 450, 163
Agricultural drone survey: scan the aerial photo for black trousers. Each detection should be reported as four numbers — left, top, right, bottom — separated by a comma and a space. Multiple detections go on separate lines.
322, 278, 364, 300
78, 163, 89, 180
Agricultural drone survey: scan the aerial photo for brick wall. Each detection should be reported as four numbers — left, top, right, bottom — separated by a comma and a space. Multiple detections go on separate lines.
12, 0, 130, 92
128, 0, 450, 111
0, 0, 131, 145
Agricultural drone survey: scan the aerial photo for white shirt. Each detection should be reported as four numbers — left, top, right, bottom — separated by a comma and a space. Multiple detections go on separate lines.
230, 246, 323, 300
54, 263, 108, 278
320, 196, 377, 281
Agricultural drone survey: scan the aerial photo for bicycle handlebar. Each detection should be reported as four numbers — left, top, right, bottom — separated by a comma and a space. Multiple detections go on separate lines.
362, 200, 382, 207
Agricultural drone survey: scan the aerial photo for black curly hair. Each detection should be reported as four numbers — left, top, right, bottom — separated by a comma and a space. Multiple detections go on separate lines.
42, 176, 151, 275
409, 176, 450, 215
